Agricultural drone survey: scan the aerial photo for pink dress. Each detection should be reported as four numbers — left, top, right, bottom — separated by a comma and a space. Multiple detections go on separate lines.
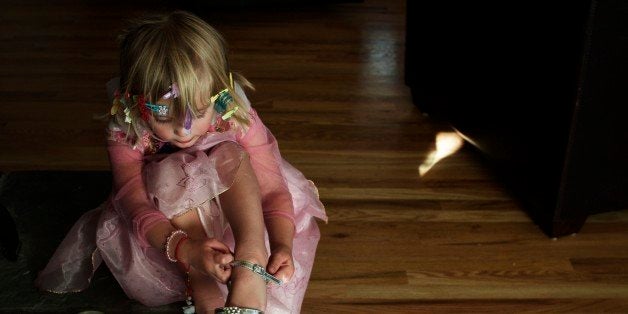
35, 85, 327, 313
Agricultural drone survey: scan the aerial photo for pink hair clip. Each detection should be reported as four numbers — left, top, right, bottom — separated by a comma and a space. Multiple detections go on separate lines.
184, 106, 192, 135
162, 83, 179, 100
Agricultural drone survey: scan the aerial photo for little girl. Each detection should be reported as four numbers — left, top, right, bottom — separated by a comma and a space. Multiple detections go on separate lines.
35, 11, 326, 314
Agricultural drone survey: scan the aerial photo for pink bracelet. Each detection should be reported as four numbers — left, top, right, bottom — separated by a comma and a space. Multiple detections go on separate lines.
165, 229, 188, 263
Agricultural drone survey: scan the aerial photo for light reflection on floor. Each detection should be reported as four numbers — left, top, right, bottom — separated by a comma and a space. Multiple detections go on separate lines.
418, 131, 465, 176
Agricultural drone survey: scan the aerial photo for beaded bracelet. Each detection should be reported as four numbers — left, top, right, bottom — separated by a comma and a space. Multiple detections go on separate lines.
165, 229, 188, 263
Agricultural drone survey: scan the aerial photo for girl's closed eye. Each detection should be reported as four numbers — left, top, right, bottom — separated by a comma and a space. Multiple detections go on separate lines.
196, 108, 208, 118
155, 117, 174, 124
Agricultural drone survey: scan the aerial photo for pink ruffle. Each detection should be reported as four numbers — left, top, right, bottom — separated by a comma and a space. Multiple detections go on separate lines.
143, 141, 245, 219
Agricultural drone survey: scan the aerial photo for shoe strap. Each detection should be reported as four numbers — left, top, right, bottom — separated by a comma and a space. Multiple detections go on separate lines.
230, 260, 282, 285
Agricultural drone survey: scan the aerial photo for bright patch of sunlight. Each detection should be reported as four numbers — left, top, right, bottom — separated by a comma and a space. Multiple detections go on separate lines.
418, 131, 465, 176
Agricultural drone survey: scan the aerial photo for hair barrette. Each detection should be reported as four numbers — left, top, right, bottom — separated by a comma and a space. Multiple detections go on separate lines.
111, 90, 133, 124
145, 102, 169, 116
184, 106, 192, 134
211, 89, 232, 114
162, 83, 179, 100
222, 106, 239, 120
144, 83, 179, 117
136, 95, 151, 121
124, 107, 132, 124
111, 90, 122, 116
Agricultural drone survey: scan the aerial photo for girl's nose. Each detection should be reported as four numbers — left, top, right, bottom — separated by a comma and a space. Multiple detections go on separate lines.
174, 120, 192, 136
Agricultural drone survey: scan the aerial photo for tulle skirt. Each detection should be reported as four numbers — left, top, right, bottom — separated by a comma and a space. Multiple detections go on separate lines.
35, 135, 327, 313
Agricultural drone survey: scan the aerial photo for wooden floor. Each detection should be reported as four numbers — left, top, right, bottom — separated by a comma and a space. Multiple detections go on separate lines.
2, 0, 628, 312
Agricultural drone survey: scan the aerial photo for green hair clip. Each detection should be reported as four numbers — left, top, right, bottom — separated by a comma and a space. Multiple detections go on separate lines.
211, 88, 233, 114
210, 73, 240, 121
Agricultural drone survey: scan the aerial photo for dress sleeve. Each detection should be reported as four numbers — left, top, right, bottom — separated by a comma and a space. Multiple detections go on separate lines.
107, 140, 169, 249
237, 109, 296, 228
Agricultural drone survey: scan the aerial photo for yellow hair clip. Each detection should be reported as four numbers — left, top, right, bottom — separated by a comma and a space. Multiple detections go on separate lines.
110, 99, 121, 115
124, 107, 133, 124
221, 106, 239, 120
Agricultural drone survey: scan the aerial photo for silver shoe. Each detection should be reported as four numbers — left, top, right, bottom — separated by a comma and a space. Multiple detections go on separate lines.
214, 306, 263, 314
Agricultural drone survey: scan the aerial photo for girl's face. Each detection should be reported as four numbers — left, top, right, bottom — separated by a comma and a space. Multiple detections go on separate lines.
147, 95, 213, 148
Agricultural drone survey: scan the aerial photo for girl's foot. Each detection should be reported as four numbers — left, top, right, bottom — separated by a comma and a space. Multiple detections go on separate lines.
225, 254, 268, 311
188, 267, 225, 314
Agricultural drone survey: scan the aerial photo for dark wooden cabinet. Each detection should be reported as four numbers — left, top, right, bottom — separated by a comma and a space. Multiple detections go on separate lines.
405, 0, 628, 237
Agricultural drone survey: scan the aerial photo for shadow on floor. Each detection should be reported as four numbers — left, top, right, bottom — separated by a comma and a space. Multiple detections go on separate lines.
0, 172, 181, 313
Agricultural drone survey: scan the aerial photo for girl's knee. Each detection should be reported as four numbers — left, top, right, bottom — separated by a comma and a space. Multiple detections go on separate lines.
210, 141, 248, 161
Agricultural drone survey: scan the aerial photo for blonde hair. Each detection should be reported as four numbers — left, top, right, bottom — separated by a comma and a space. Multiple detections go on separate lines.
113, 11, 253, 145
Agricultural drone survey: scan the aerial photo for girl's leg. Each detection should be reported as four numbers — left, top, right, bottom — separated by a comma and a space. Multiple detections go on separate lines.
171, 212, 229, 313
218, 150, 268, 311
188, 267, 225, 314
171, 143, 268, 311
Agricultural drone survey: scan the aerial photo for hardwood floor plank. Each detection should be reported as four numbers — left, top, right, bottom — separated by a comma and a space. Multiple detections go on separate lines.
302, 299, 628, 314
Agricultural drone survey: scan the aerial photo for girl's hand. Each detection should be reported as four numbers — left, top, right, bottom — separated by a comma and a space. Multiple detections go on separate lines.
266, 244, 294, 284
178, 238, 234, 283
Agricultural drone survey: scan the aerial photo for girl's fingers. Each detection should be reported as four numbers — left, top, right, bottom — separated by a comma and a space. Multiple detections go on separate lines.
267, 252, 294, 283
207, 238, 231, 253
274, 264, 294, 283
214, 252, 234, 266
196, 251, 232, 280
213, 265, 231, 283
267, 256, 281, 274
